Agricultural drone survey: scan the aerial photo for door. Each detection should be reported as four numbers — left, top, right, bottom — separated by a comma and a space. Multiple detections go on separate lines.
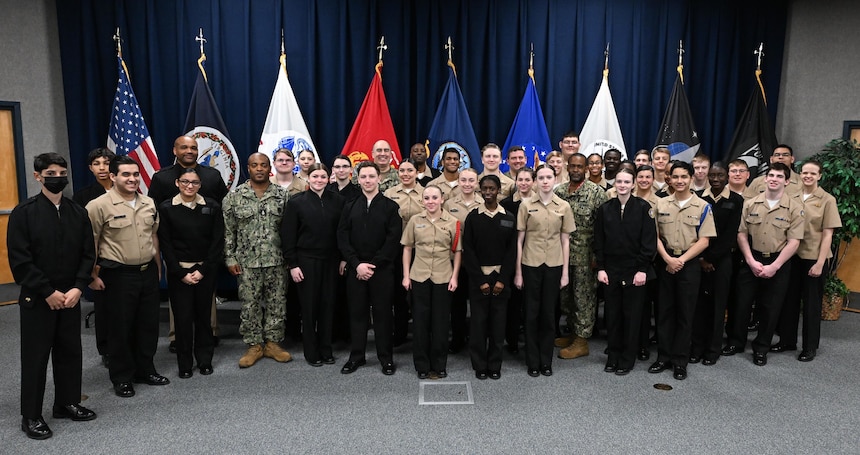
0, 101, 25, 285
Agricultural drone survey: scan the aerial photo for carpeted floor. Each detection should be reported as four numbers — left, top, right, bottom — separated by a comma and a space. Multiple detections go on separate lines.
0, 293, 858, 454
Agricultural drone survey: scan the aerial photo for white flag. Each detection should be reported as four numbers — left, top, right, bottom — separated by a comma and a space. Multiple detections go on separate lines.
578, 73, 627, 159
258, 58, 319, 165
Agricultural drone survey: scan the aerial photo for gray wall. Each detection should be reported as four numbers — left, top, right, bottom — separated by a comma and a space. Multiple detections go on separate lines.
777, 0, 860, 159
0, 0, 68, 198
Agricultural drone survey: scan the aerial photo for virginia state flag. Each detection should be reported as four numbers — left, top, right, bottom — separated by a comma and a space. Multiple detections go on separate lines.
258, 54, 319, 166
500, 76, 552, 172
723, 73, 777, 178
427, 65, 481, 172
654, 74, 700, 163
579, 72, 627, 159
340, 63, 401, 167
183, 58, 238, 190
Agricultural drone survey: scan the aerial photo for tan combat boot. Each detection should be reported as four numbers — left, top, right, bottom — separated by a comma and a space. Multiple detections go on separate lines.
263, 341, 292, 363
554, 336, 573, 348
558, 336, 589, 359
239, 344, 264, 368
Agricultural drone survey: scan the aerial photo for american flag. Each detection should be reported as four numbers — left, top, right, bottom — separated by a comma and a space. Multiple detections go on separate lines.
107, 56, 160, 193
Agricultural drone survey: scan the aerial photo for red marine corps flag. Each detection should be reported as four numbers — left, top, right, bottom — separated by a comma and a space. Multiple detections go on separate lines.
340, 37, 401, 167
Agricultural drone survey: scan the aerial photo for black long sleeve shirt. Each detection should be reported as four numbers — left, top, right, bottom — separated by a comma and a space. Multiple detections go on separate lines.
280, 189, 345, 267
337, 193, 402, 271
148, 164, 228, 205
700, 190, 743, 263
157, 197, 225, 278
462, 208, 518, 298
594, 197, 657, 282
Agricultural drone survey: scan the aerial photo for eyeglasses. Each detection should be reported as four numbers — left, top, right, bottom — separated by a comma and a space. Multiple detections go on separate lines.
178, 179, 201, 187
274, 159, 293, 164
728, 169, 748, 174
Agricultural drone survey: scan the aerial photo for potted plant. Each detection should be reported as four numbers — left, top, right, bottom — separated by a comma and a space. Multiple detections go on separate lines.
807, 138, 860, 320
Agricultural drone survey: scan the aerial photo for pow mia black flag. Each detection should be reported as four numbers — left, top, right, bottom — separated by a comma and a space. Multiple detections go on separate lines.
723, 80, 778, 180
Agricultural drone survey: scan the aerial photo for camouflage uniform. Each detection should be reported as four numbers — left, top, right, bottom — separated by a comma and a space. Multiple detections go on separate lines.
554, 180, 608, 338
223, 181, 289, 345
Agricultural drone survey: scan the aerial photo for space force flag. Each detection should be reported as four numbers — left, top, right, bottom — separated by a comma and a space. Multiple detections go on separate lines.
579, 71, 627, 159
426, 63, 482, 173
340, 62, 401, 167
258, 54, 319, 166
654, 73, 700, 163
107, 56, 160, 193
183, 56, 238, 191
723, 71, 778, 178
501, 75, 552, 171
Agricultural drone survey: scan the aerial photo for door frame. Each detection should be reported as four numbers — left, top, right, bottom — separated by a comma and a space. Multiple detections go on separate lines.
0, 101, 27, 202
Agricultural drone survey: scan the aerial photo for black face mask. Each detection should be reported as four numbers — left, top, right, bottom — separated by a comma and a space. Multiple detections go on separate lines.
42, 176, 69, 194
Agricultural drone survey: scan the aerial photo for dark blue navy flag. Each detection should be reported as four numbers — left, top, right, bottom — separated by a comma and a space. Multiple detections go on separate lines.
723, 77, 778, 178
183, 59, 238, 190
426, 65, 482, 173
501, 76, 552, 172
654, 74, 700, 163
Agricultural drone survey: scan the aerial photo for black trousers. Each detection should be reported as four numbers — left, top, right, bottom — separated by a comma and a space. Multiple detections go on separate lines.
522, 265, 561, 369
393, 247, 411, 343
450, 269, 470, 346
505, 287, 524, 348
168, 272, 215, 372
91, 289, 109, 355
285, 273, 302, 341
727, 252, 793, 354
469, 291, 508, 372
656, 258, 701, 367
19, 300, 82, 419
639, 270, 660, 349
411, 280, 451, 372
101, 262, 160, 384
778, 257, 824, 350
691, 254, 733, 360
296, 257, 338, 362
346, 267, 394, 364
604, 279, 646, 370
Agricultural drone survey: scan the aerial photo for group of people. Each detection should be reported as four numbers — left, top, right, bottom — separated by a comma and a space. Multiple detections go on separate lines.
7, 132, 841, 439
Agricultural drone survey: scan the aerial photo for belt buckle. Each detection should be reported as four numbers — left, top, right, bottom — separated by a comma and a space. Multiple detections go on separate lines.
672, 249, 683, 256
761, 252, 771, 258
140, 263, 149, 271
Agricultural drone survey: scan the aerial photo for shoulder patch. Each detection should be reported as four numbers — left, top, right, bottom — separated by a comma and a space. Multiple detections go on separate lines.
648, 208, 655, 219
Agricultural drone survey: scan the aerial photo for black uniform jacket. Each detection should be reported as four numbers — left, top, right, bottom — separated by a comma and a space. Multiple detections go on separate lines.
337, 193, 402, 271
281, 189, 345, 267
593, 197, 657, 283
157, 197, 225, 279
148, 164, 228, 205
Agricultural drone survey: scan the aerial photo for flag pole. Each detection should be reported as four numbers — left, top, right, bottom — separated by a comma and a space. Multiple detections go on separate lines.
677, 40, 685, 85
376, 36, 387, 77
280, 28, 287, 75
445, 36, 456, 77
754, 42, 767, 105
528, 43, 535, 82
113, 27, 122, 58
603, 42, 610, 79
196, 28, 208, 82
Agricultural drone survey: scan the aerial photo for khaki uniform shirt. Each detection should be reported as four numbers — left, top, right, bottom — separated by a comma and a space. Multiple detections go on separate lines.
270, 175, 306, 197
608, 187, 661, 209
655, 193, 717, 253
444, 194, 484, 223
384, 183, 425, 230
555, 180, 608, 266
792, 187, 842, 260
401, 209, 461, 284
748, 173, 802, 197
517, 195, 576, 267
427, 174, 460, 200
591, 176, 611, 190
86, 188, 159, 265
731, 185, 761, 201
478, 171, 516, 199
222, 182, 288, 268
739, 193, 805, 255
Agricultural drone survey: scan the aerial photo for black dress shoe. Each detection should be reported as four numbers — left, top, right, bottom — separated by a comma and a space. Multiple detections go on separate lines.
134, 374, 170, 386
604, 363, 617, 373
114, 382, 135, 398
747, 320, 760, 331
673, 366, 687, 380
381, 362, 396, 375
770, 344, 797, 353
475, 370, 488, 380
702, 358, 717, 366
540, 365, 552, 376
615, 367, 631, 376
489, 371, 501, 380
798, 350, 816, 362
199, 366, 214, 375
307, 359, 323, 367
340, 358, 366, 374
527, 368, 540, 377
721, 345, 742, 356
168, 341, 177, 353
435, 370, 448, 378
53, 403, 96, 421
753, 352, 768, 366
322, 357, 336, 365
689, 355, 701, 364
417, 371, 429, 379
21, 417, 52, 440
179, 370, 193, 379
637, 348, 650, 361
648, 361, 671, 373
649, 334, 658, 345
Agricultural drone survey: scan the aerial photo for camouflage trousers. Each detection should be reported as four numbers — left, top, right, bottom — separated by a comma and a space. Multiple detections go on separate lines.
560, 264, 598, 338
238, 265, 287, 345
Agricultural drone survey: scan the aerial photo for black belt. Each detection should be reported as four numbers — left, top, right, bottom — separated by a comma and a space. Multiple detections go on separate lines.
752, 250, 778, 259
99, 258, 154, 272
668, 248, 687, 257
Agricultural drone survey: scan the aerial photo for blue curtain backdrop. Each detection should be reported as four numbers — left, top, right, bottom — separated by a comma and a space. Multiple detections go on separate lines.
56, 0, 788, 190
